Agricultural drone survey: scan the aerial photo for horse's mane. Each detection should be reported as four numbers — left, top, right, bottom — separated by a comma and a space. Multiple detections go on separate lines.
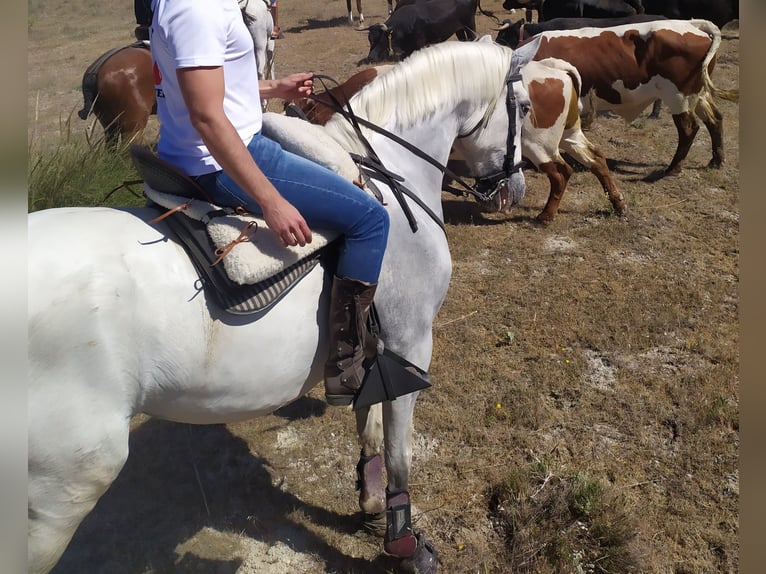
324, 41, 514, 153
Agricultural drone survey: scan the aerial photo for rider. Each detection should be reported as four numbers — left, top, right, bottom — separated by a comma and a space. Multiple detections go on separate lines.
134, 0, 152, 41
149, 0, 390, 406
269, 0, 283, 39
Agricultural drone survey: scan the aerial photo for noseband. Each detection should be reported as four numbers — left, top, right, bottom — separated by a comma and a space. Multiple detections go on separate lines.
453, 69, 527, 203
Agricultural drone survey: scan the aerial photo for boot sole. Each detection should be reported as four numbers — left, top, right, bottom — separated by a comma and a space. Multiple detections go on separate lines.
326, 394, 355, 407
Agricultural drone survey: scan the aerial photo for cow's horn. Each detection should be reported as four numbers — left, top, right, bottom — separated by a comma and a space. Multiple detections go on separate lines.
494, 21, 511, 31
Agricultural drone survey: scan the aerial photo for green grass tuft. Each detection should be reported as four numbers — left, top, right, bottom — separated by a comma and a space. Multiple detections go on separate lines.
28, 113, 146, 212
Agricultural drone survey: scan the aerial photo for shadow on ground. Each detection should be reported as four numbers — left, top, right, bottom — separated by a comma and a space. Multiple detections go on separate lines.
52, 419, 400, 574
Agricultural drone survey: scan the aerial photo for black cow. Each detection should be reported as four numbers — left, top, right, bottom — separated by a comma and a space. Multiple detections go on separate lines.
494, 13, 666, 48
502, 0, 644, 21
641, 0, 738, 29
362, 0, 487, 63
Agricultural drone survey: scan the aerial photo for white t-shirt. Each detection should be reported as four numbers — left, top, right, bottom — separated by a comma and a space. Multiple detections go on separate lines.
151, 0, 263, 175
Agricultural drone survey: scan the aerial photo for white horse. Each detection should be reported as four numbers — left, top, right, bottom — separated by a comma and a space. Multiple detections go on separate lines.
241, 0, 276, 83
28, 38, 540, 574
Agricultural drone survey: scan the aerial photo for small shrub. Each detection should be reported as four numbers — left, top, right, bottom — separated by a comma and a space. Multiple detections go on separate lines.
488, 466, 642, 573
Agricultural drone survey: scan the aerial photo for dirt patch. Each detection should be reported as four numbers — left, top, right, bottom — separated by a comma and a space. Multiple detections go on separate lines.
30, 1, 739, 573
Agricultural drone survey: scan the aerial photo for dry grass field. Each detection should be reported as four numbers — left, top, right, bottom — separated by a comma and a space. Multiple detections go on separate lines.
29, 0, 739, 572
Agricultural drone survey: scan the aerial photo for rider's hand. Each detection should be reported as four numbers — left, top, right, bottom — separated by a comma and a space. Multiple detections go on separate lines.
262, 196, 313, 247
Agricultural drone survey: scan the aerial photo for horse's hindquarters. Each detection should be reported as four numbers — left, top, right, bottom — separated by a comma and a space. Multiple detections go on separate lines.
28, 207, 329, 424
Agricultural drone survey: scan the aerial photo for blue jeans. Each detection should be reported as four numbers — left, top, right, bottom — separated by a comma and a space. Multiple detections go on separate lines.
196, 132, 389, 284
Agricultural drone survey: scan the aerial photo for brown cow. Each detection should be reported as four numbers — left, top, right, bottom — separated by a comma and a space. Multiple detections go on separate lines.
499, 18, 738, 177
286, 65, 394, 125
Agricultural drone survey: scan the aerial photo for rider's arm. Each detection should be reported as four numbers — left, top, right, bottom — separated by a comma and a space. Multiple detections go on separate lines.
176, 65, 312, 247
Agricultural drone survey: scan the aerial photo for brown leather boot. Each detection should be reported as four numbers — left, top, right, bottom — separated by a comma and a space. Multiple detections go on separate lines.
324, 276, 377, 406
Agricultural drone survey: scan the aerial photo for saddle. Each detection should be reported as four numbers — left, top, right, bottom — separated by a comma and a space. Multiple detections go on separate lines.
130, 145, 337, 315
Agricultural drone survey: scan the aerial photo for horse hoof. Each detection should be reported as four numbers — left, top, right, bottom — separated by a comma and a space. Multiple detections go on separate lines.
400, 531, 439, 574
362, 511, 387, 537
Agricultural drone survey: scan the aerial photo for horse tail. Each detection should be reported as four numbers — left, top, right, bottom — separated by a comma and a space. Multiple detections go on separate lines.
78, 46, 130, 120
78, 69, 99, 120
241, 5, 255, 28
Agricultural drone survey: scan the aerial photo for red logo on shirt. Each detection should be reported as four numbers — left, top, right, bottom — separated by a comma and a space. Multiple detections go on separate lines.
153, 61, 162, 85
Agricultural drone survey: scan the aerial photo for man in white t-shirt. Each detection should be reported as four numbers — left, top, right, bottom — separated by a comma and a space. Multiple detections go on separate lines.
150, 0, 390, 407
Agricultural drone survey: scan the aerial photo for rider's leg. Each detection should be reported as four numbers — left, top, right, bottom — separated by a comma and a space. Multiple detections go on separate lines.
269, 0, 282, 38
197, 133, 390, 405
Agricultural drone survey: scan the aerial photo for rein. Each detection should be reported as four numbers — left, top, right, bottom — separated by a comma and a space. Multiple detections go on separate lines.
311, 73, 443, 234
310, 71, 524, 230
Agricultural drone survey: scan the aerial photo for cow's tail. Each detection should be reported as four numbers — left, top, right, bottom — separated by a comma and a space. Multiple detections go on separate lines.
692, 18, 739, 103
536, 57, 582, 96
476, 0, 500, 25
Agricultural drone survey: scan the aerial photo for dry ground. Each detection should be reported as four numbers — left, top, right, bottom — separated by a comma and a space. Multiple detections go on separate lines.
29, 0, 739, 572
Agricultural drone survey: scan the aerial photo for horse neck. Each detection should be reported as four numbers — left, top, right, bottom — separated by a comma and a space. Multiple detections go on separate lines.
324, 46, 510, 210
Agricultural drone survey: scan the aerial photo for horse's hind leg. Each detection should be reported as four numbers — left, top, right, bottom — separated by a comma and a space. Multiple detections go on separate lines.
355, 403, 386, 522
560, 128, 626, 217
28, 404, 129, 573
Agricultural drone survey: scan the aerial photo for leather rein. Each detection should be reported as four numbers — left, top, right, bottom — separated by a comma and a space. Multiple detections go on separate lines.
294, 71, 525, 234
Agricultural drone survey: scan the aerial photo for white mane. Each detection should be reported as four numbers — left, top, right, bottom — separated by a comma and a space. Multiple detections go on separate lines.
324, 41, 515, 153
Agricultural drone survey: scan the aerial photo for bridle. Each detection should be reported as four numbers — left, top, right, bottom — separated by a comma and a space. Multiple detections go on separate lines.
297, 70, 527, 234
451, 68, 527, 204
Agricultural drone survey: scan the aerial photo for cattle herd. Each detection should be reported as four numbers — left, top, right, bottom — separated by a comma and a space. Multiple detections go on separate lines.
81, 0, 739, 221
289, 0, 739, 221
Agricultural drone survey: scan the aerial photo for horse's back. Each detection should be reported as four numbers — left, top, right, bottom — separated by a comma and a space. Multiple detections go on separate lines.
29, 207, 170, 304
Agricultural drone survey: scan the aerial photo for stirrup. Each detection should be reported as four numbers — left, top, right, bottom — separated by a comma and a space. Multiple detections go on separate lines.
353, 348, 432, 410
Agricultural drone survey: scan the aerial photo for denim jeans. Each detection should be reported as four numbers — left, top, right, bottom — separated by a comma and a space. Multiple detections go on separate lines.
196, 132, 389, 284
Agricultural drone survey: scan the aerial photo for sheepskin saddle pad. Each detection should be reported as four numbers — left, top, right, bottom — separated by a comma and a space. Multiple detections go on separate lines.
131, 113, 364, 315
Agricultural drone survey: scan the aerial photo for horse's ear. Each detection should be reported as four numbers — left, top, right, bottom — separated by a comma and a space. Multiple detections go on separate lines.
509, 35, 542, 75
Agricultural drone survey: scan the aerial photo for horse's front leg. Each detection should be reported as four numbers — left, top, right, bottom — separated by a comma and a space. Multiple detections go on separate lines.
380, 393, 438, 572
377, 395, 434, 574
355, 403, 386, 520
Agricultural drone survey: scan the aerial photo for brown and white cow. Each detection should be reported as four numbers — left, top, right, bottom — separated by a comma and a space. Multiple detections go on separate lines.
497, 18, 738, 177
450, 53, 624, 222
291, 57, 622, 223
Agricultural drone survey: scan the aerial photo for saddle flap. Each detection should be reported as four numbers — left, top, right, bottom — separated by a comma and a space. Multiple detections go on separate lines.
130, 145, 212, 202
